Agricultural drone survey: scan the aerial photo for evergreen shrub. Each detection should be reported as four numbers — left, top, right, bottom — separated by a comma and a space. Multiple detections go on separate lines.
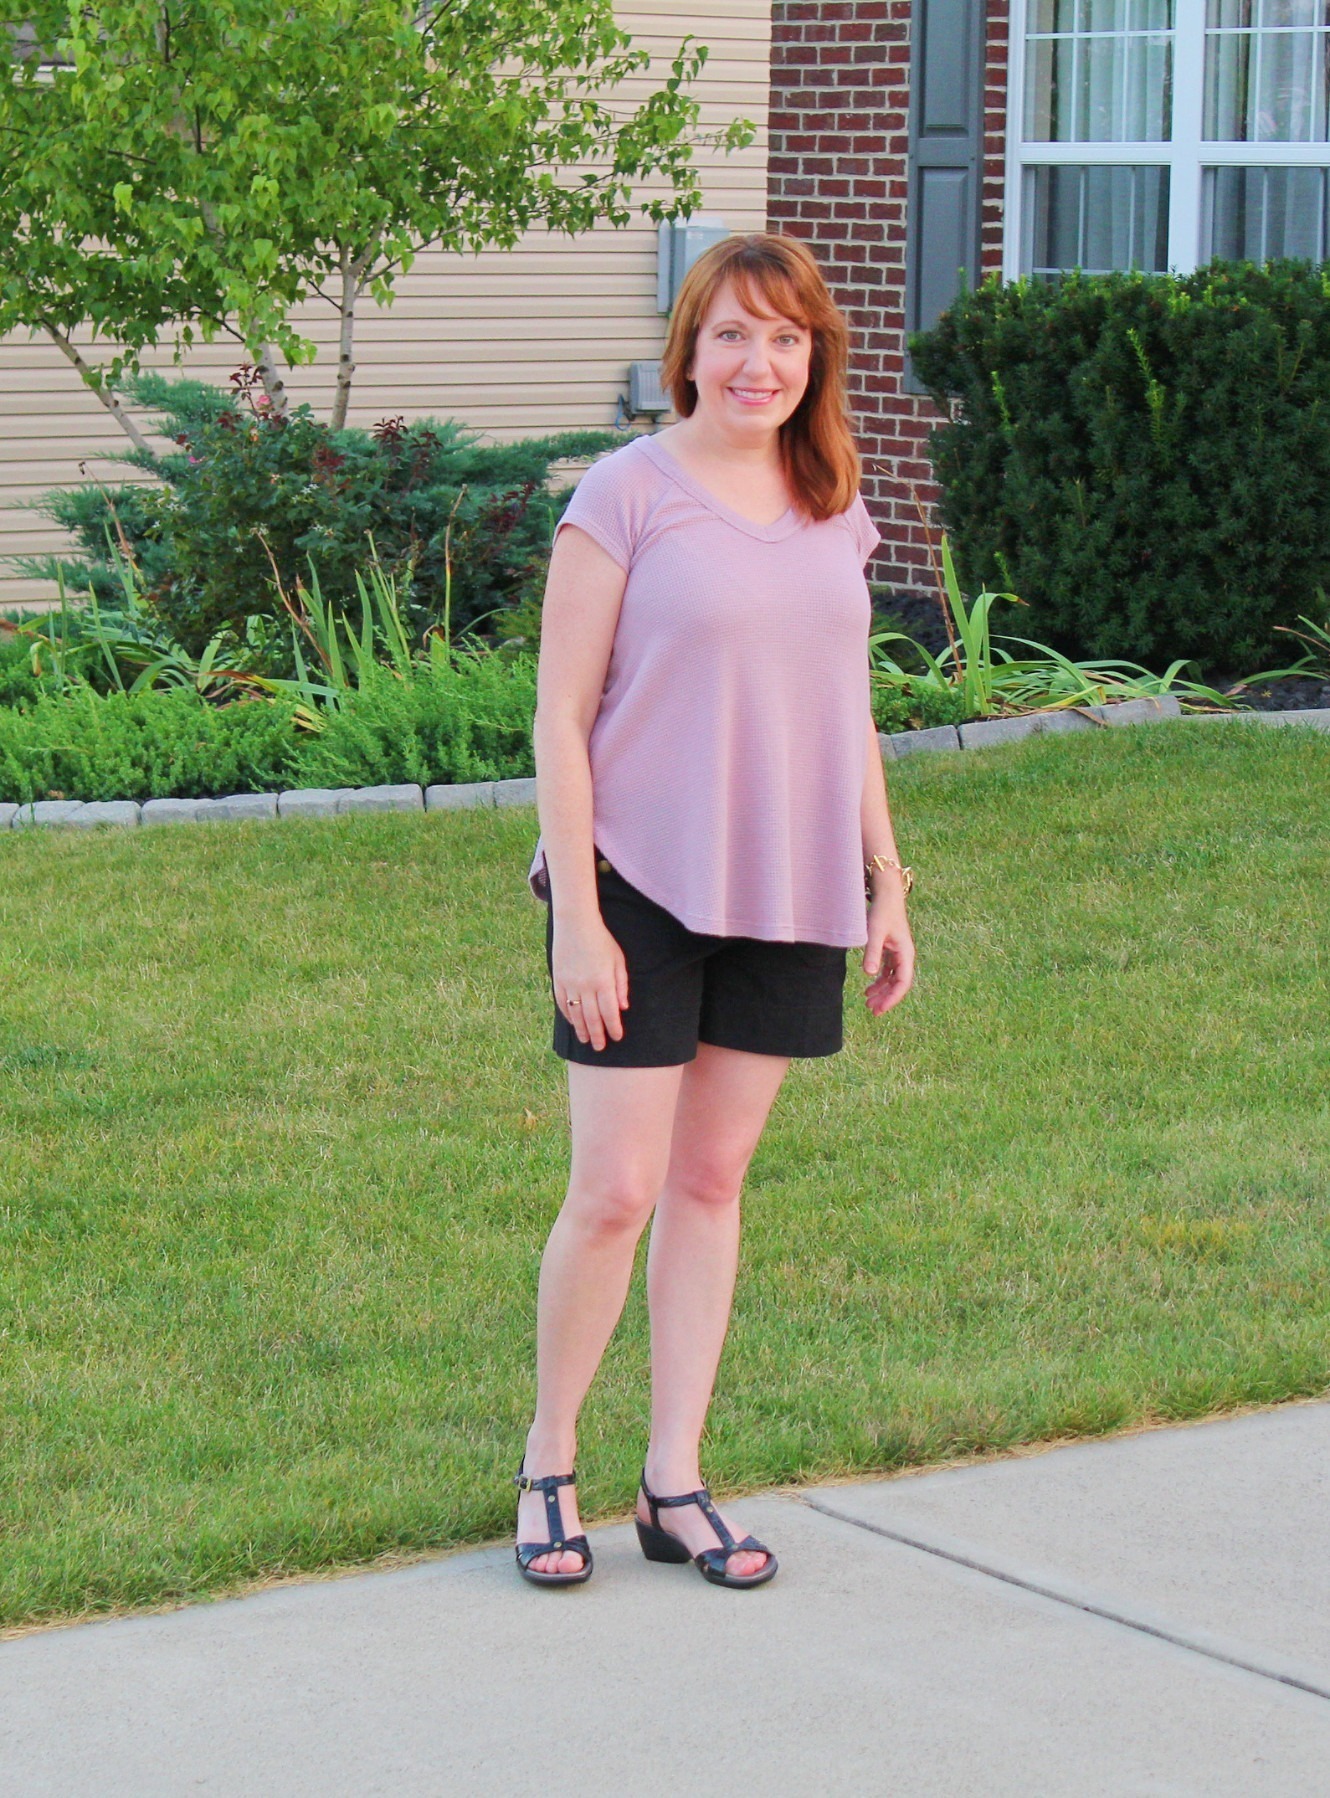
0, 651, 538, 805
293, 656, 537, 789
909, 260, 1330, 674
17, 372, 621, 663
0, 631, 43, 710
871, 680, 972, 735
0, 687, 302, 806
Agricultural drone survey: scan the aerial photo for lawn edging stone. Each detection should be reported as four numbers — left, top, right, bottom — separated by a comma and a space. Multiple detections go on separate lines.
1092, 694, 1183, 725
1189, 706, 1330, 732
277, 788, 355, 820
494, 777, 539, 807
12, 800, 89, 827
69, 801, 141, 828
889, 724, 961, 756
6, 702, 1328, 834
425, 781, 497, 810
334, 783, 423, 816
1262, 707, 1330, 730
142, 798, 203, 826
205, 793, 279, 823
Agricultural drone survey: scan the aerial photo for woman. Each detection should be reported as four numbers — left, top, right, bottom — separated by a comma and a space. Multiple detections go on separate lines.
516, 232, 915, 1589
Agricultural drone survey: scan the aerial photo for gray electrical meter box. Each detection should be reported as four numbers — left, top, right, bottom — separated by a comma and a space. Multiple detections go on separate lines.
628, 362, 669, 417
657, 216, 728, 313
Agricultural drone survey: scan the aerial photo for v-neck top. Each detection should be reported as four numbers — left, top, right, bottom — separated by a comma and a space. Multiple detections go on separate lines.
527, 430, 882, 946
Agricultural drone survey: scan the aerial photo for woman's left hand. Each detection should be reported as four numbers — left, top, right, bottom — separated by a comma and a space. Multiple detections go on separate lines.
862, 893, 915, 1017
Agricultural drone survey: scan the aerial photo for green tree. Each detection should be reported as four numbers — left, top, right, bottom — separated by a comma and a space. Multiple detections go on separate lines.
1, 3, 752, 438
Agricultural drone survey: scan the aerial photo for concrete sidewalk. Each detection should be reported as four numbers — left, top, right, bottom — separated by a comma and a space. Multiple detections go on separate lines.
3, 1403, 1328, 1796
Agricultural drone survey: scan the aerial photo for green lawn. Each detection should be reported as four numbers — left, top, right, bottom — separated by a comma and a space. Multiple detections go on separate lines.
2, 720, 1327, 1631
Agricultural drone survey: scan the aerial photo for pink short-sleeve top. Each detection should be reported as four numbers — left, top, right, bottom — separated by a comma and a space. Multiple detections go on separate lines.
527, 430, 882, 948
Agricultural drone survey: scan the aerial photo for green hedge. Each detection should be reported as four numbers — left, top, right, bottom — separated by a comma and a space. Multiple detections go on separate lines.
909, 260, 1330, 674
0, 655, 537, 806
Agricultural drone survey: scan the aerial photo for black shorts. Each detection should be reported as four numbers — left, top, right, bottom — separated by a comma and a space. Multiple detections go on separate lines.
545, 852, 848, 1067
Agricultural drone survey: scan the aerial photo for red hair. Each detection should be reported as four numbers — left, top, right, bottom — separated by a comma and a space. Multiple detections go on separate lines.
658, 232, 861, 522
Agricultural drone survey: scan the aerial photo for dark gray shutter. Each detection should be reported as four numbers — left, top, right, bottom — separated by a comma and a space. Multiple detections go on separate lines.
904, 0, 986, 389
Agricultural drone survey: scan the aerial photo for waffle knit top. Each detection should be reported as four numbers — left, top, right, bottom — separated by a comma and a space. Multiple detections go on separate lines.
526, 430, 882, 947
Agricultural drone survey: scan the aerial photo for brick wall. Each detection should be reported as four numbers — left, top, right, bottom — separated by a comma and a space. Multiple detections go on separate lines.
767, 0, 1010, 595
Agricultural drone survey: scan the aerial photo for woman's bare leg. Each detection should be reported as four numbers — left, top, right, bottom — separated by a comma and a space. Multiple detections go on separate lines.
640, 1042, 792, 1579
519, 1059, 685, 1574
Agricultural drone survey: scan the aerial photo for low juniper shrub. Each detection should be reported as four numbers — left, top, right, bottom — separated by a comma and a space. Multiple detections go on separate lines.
0, 631, 44, 711
0, 686, 303, 806
871, 680, 973, 735
293, 655, 537, 790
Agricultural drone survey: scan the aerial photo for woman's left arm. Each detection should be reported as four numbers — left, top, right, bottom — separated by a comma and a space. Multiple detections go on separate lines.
860, 710, 916, 1017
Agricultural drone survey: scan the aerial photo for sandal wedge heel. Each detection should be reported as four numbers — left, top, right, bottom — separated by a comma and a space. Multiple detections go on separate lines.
635, 1515, 694, 1565
636, 1469, 778, 1589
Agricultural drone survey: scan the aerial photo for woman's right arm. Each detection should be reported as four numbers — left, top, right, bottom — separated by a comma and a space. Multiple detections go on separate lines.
533, 521, 631, 1051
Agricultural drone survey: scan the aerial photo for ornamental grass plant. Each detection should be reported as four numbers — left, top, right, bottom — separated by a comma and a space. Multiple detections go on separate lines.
869, 538, 1235, 725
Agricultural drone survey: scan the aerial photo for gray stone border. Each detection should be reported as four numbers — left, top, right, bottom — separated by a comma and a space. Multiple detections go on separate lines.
0, 778, 538, 832
879, 695, 1330, 759
2, 701, 1327, 831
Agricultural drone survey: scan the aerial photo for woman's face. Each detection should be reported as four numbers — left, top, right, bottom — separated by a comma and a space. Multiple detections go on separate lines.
685, 277, 813, 441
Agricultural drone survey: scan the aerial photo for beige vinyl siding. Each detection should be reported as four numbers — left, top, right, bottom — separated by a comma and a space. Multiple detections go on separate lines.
0, 0, 770, 606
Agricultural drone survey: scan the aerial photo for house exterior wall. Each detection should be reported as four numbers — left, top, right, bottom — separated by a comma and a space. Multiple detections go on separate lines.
0, 0, 770, 607
766, 0, 1010, 594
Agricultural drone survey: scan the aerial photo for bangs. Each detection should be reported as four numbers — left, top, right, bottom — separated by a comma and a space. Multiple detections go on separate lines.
728, 261, 813, 330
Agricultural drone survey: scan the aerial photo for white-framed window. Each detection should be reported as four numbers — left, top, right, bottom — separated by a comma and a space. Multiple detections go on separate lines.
1005, 0, 1330, 278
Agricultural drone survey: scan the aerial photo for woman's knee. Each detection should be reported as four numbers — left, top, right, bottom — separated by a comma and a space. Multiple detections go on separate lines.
665, 1155, 747, 1210
563, 1167, 661, 1235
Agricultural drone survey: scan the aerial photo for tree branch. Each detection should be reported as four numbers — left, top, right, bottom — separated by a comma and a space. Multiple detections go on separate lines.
43, 324, 154, 454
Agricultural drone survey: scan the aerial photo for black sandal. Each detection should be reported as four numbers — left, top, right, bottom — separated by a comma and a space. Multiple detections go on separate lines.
636, 1470, 778, 1589
513, 1467, 593, 1587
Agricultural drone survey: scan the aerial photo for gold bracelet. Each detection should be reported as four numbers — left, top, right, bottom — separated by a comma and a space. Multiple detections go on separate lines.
865, 853, 914, 896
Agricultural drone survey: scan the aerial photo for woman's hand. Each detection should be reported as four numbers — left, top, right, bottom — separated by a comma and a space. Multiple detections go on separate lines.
862, 892, 915, 1017
551, 914, 631, 1051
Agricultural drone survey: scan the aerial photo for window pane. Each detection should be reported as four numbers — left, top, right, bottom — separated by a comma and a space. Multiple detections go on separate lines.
1130, 34, 1174, 134
1263, 0, 1324, 28
1082, 0, 1128, 30
1026, 0, 1174, 141
1259, 30, 1316, 137
1025, 39, 1068, 137
1203, 164, 1330, 255
1204, 3, 1330, 138
1031, 0, 1079, 31
1207, 0, 1255, 27
1022, 165, 1171, 273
